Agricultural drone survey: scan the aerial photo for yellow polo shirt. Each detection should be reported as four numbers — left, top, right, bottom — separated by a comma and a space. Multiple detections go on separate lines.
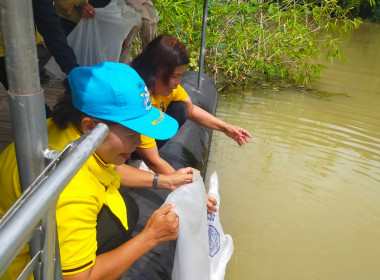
140, 84, 188, 148
0, 119, 128, 278
0, 143, 32, 280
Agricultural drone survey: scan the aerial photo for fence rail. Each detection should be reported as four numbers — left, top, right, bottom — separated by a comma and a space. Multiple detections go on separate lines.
0, 124, 108, 279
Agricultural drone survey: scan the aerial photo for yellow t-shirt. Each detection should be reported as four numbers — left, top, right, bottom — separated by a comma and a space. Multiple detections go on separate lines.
0, 119, 128, 277
140, 84, 188, 148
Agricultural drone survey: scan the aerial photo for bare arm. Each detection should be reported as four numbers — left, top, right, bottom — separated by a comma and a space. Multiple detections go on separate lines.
136, 146, 176, 174
63, 204, 178, 280
184, 97, 252, 146
114, 164, 196, 191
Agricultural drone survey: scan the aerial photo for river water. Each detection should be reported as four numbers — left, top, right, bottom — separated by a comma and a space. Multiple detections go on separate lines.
205, 22, 380, 280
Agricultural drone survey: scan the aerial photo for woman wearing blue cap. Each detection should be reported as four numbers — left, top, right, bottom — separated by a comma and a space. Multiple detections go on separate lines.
130, 35, 252, 176
0, 62, 196, 279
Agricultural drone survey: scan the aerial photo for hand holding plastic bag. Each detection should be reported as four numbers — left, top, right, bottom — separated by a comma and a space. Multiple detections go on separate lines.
44, 0, 140, 79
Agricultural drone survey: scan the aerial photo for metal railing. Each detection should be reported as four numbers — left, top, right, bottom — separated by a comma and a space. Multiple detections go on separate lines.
197, 0, 209, 91
0, 123, 109, 279
0, 0, 109, 278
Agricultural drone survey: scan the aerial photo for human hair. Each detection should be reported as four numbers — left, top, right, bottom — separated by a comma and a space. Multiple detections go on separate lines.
131, 35, 190, 90
52, 79, 117, 129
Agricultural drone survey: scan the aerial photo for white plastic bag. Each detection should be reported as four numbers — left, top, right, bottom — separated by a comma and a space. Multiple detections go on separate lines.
164, 171, 210, 280
207, 171, 234, 280
163, 171, 233, 280
44, 0, 140, 79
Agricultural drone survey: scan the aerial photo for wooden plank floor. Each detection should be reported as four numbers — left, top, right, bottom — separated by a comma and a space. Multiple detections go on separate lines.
0, 81, 65, 152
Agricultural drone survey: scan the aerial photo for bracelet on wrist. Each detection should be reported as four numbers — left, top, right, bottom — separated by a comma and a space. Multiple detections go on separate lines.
153, 173, 159, 190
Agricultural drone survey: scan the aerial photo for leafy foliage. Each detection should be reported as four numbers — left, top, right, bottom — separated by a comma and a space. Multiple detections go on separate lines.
153, 0, 361, 90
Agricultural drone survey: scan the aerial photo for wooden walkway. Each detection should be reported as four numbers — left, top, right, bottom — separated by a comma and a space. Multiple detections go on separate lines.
0, 81, 65, 152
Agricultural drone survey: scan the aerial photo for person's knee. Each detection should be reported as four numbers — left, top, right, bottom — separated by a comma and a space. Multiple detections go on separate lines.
166, 101, 187, 128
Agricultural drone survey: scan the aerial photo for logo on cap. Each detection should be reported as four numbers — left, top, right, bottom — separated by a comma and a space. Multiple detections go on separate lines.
151, 111, 166, 126
141, 86, 152, 111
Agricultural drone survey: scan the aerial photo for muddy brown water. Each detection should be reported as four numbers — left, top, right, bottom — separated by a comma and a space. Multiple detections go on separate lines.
205, 22, 380, 280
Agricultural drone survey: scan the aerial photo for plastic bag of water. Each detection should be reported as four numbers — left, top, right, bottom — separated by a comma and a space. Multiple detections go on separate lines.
44, 0, 140, 79
164, 171, 233, 280
164, 171, 209, 280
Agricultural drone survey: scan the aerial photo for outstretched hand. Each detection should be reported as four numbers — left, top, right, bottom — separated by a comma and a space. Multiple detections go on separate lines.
159, 167, 198, 191
224, 124, 252, 146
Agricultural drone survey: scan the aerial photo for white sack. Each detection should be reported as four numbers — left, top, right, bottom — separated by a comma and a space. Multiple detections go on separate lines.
164, 171, 210, 280
164, 171, 234, 280
207, 171, 234, 280
44, 0, 140, 79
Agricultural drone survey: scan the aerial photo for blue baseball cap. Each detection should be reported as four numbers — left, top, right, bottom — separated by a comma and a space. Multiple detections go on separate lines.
68, 62, 178, 140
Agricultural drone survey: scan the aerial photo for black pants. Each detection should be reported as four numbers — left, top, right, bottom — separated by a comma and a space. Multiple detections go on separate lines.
156, 101, 188, 149
130, 101, 188, 162
96, 189, 139, 255
0, 56, 8, 90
